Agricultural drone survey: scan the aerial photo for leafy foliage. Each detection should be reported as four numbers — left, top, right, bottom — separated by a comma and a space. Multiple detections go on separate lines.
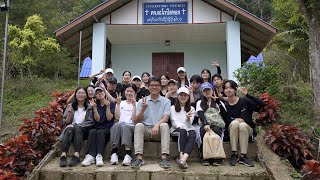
256, 93, 280, 126
1, 0, 104, 79
264, 0, 309, 83
8, 15, 61, 77
229, 0, 272, 22
301, 160, 320, 180
265, 124, 314, 168
0, 91, 72, 178
234, 62, 280, 95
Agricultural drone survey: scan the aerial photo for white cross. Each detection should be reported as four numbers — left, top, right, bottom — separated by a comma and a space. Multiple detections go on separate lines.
182, 8, 186, 15
145, 9, 149, 15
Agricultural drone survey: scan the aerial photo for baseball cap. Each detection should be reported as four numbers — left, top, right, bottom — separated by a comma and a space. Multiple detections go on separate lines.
105, 68, 114, 74
94, 87, 104, 95
177, 87, 190, 95
200, 82, 215, 92
132, 76, 142, 81
177, 67, 186, 73
107, 76, 117, 83
168, 79, 177, 85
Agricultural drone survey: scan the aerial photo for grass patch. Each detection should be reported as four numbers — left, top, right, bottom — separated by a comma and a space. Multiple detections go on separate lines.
274, 83, 315, 137
0, 77, 90, 142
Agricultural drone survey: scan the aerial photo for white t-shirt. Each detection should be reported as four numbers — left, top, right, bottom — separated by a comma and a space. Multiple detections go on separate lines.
117, 101, 135, 127
170, 105, 195, 133
73, 107, 86, 124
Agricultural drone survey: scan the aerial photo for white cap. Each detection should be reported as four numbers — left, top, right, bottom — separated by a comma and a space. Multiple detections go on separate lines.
177, 87, 190, 95
94, 87, 104, 95
177, 67, 186, 73
105, 68, 113, 74
132, 76, 142, 81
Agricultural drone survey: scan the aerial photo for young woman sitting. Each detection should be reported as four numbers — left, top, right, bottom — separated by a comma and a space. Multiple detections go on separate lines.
170, 87, 196, 169
59, 87, 96, 167
196, 82, 228, 166
81, 87, 114, 167
109, 84, 137, 166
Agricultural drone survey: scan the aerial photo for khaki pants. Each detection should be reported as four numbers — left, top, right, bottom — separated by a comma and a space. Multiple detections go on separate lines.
228, 120, 253, 154
134, 123, 170, 155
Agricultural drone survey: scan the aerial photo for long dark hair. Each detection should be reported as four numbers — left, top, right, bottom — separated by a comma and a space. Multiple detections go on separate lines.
174, 95, 191, 113
71, 87, 89, 111
141, 72, 150, 81
200, 91, 217, 112
160, 74, 170, 83
177, 74, 189, 87
125, 83, 138, 93
86, 84, 95, 90
122, 70, 132, 77
201, 69, 212, 84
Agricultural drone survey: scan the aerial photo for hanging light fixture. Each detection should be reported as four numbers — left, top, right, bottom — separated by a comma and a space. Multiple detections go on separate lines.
165, 40, 170, 46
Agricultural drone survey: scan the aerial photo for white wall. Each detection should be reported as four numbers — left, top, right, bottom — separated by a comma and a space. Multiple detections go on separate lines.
111, 43, 227, 80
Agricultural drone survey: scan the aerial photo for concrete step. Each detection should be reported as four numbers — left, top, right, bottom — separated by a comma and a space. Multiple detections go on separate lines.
56, 141, 258, 160
39, 158, 269, 180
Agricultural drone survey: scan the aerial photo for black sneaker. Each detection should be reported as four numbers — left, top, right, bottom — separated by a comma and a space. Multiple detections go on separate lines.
68, 155, 80, 167
131, 159, 144, 169
200, 158, 210, 166
59, 156, 67, 167
239, 155, 254, 167
230, 153, 239, 166
160, 159, 171, 169
212, 159, 224, 166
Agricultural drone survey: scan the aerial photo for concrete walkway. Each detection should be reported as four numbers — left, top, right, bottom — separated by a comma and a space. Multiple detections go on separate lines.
39, 158, 269, 180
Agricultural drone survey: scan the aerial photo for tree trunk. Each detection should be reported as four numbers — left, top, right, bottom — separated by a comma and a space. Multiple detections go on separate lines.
298, 0, 320, 121
308, 18, 320, 120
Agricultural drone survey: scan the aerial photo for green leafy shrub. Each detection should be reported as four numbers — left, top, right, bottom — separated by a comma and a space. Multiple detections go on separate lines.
275, 83, 314, 135
265, 124, 314, 168
234, 62, 280, 95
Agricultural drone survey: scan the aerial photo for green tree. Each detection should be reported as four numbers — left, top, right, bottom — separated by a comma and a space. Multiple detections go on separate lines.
8, 15, 60, 77
229, 0, 273, 22
265, 0, 309, 83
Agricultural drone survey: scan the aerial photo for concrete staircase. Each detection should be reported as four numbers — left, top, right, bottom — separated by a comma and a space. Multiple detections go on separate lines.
30, 141, 271, 180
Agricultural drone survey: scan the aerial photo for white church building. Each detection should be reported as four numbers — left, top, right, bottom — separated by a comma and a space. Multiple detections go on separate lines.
55, 0, 277, 80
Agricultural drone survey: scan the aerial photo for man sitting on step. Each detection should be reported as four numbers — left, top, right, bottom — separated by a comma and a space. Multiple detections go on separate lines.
131, 76, 171, 169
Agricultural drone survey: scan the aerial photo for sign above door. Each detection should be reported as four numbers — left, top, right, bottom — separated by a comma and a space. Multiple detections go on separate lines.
143, 2, 188, 24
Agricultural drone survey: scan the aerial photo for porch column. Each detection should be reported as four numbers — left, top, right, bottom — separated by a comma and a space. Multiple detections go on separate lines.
92, 23, 107, 74
226, 20, 241, 81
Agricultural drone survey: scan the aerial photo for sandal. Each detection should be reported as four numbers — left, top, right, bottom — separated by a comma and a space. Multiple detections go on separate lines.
177, 159, 188, 169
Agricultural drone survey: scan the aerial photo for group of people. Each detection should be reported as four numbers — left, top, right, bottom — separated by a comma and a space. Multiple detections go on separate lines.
58, 61, 265, 170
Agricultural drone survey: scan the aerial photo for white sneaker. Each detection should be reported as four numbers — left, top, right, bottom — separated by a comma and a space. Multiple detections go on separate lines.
110, 153, 118, 165
96, 154, 104, 167
81, 154, 95, 166
122, 154, 132, 166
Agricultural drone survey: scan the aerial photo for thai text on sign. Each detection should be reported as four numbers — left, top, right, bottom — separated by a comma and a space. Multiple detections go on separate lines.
143, 2, 188, 24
